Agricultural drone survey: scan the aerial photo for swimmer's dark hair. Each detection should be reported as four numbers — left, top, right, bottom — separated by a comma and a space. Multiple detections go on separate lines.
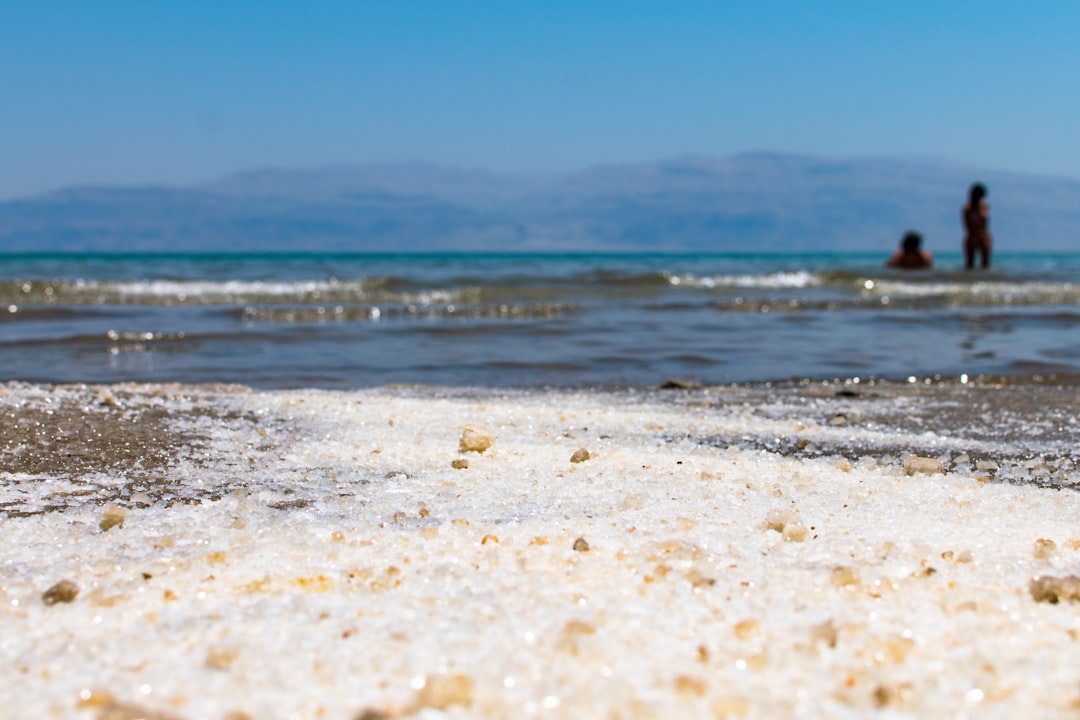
969, 182, 987, 204
902, 230, 922, 254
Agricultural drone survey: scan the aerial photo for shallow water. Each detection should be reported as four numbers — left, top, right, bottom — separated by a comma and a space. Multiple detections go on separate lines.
1, 252, 1078, 388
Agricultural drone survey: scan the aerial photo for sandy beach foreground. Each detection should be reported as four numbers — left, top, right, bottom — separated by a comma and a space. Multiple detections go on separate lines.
1, 380, 1078, 719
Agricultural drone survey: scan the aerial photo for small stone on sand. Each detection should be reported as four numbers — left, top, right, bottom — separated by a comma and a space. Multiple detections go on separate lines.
42, 579, 79, 605
353, 709, 394, 720
99, 504, 126, 532
763, 509, 808, 542
414, 673, 474, 710
830, 565, 859, 587
903, 456, 945, 476
657, 378, 702, 390
1033, 538, 1057, 560
1029, 575, 1080, 604
458, 426, 494, 453
570, 448, 591, 463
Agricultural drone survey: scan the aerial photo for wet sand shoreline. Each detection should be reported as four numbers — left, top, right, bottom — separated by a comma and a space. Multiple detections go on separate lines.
2, 379, 1075, 518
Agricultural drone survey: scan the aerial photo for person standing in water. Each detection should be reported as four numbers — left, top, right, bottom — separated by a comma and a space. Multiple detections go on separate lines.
962, 182, 992, 269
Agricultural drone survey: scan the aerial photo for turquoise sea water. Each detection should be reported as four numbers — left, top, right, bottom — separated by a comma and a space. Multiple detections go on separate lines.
0, 252, 1077, 388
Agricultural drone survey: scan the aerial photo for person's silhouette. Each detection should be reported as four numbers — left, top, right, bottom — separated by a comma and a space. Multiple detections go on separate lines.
886, 231, 932, 270
962, 183, 992, 269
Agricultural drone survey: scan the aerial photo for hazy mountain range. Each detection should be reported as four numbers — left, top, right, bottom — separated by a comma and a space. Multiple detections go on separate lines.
2, 153, 1079, 253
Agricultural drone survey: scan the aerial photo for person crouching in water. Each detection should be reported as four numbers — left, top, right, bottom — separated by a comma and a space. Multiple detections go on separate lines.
886, 230, 933, 270
962, 182, 992, 269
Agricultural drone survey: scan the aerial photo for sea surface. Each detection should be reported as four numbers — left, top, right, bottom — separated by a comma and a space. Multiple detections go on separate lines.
0, 252, 1077, 389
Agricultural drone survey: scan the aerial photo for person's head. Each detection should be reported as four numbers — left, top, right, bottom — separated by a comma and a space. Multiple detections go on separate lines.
901, 230, 923, 254
969, 182, 987, 205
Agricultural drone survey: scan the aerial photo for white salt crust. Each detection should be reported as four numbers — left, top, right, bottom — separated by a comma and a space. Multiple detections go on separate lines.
2, 385, 1080, 719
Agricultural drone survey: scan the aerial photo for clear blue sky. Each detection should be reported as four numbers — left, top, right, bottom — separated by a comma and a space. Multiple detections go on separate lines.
3, 1, 1079, 199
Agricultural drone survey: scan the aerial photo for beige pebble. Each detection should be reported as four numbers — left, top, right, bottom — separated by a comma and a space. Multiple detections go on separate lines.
782, 521, 808, 542
92, 699, 183, 720
353, 709, 395, 720
42, 579, 79, 605
205, 646, 240, 670
76, 690, 115, 709
733, 618, 758, 639
570, 448, 591, 463
764, 509, 796, 532
1033, 538, 1057, 560
712, 698, 751, 716
573, 537, 590, 552
830, 565, 860, 587
451, 458, 469, 470
809, 618, 838, 648
763, 508, 807, 541
99, 503, 127, 532
414, 673, 474, 710
458, 426, 494, 453
674, 675, 707, 696
903, 456, 945, 476
563, 619, 596, 637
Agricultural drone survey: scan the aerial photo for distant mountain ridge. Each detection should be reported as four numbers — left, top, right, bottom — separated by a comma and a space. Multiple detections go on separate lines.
2, 153, 1079, 252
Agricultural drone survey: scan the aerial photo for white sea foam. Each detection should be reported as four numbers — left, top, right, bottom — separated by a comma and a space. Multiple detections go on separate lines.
2, 384, 1079, 718
670, 270, 820, 289
866, 279, 1078, 303
27, 278, 476, 308
109, 278, 357, 299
